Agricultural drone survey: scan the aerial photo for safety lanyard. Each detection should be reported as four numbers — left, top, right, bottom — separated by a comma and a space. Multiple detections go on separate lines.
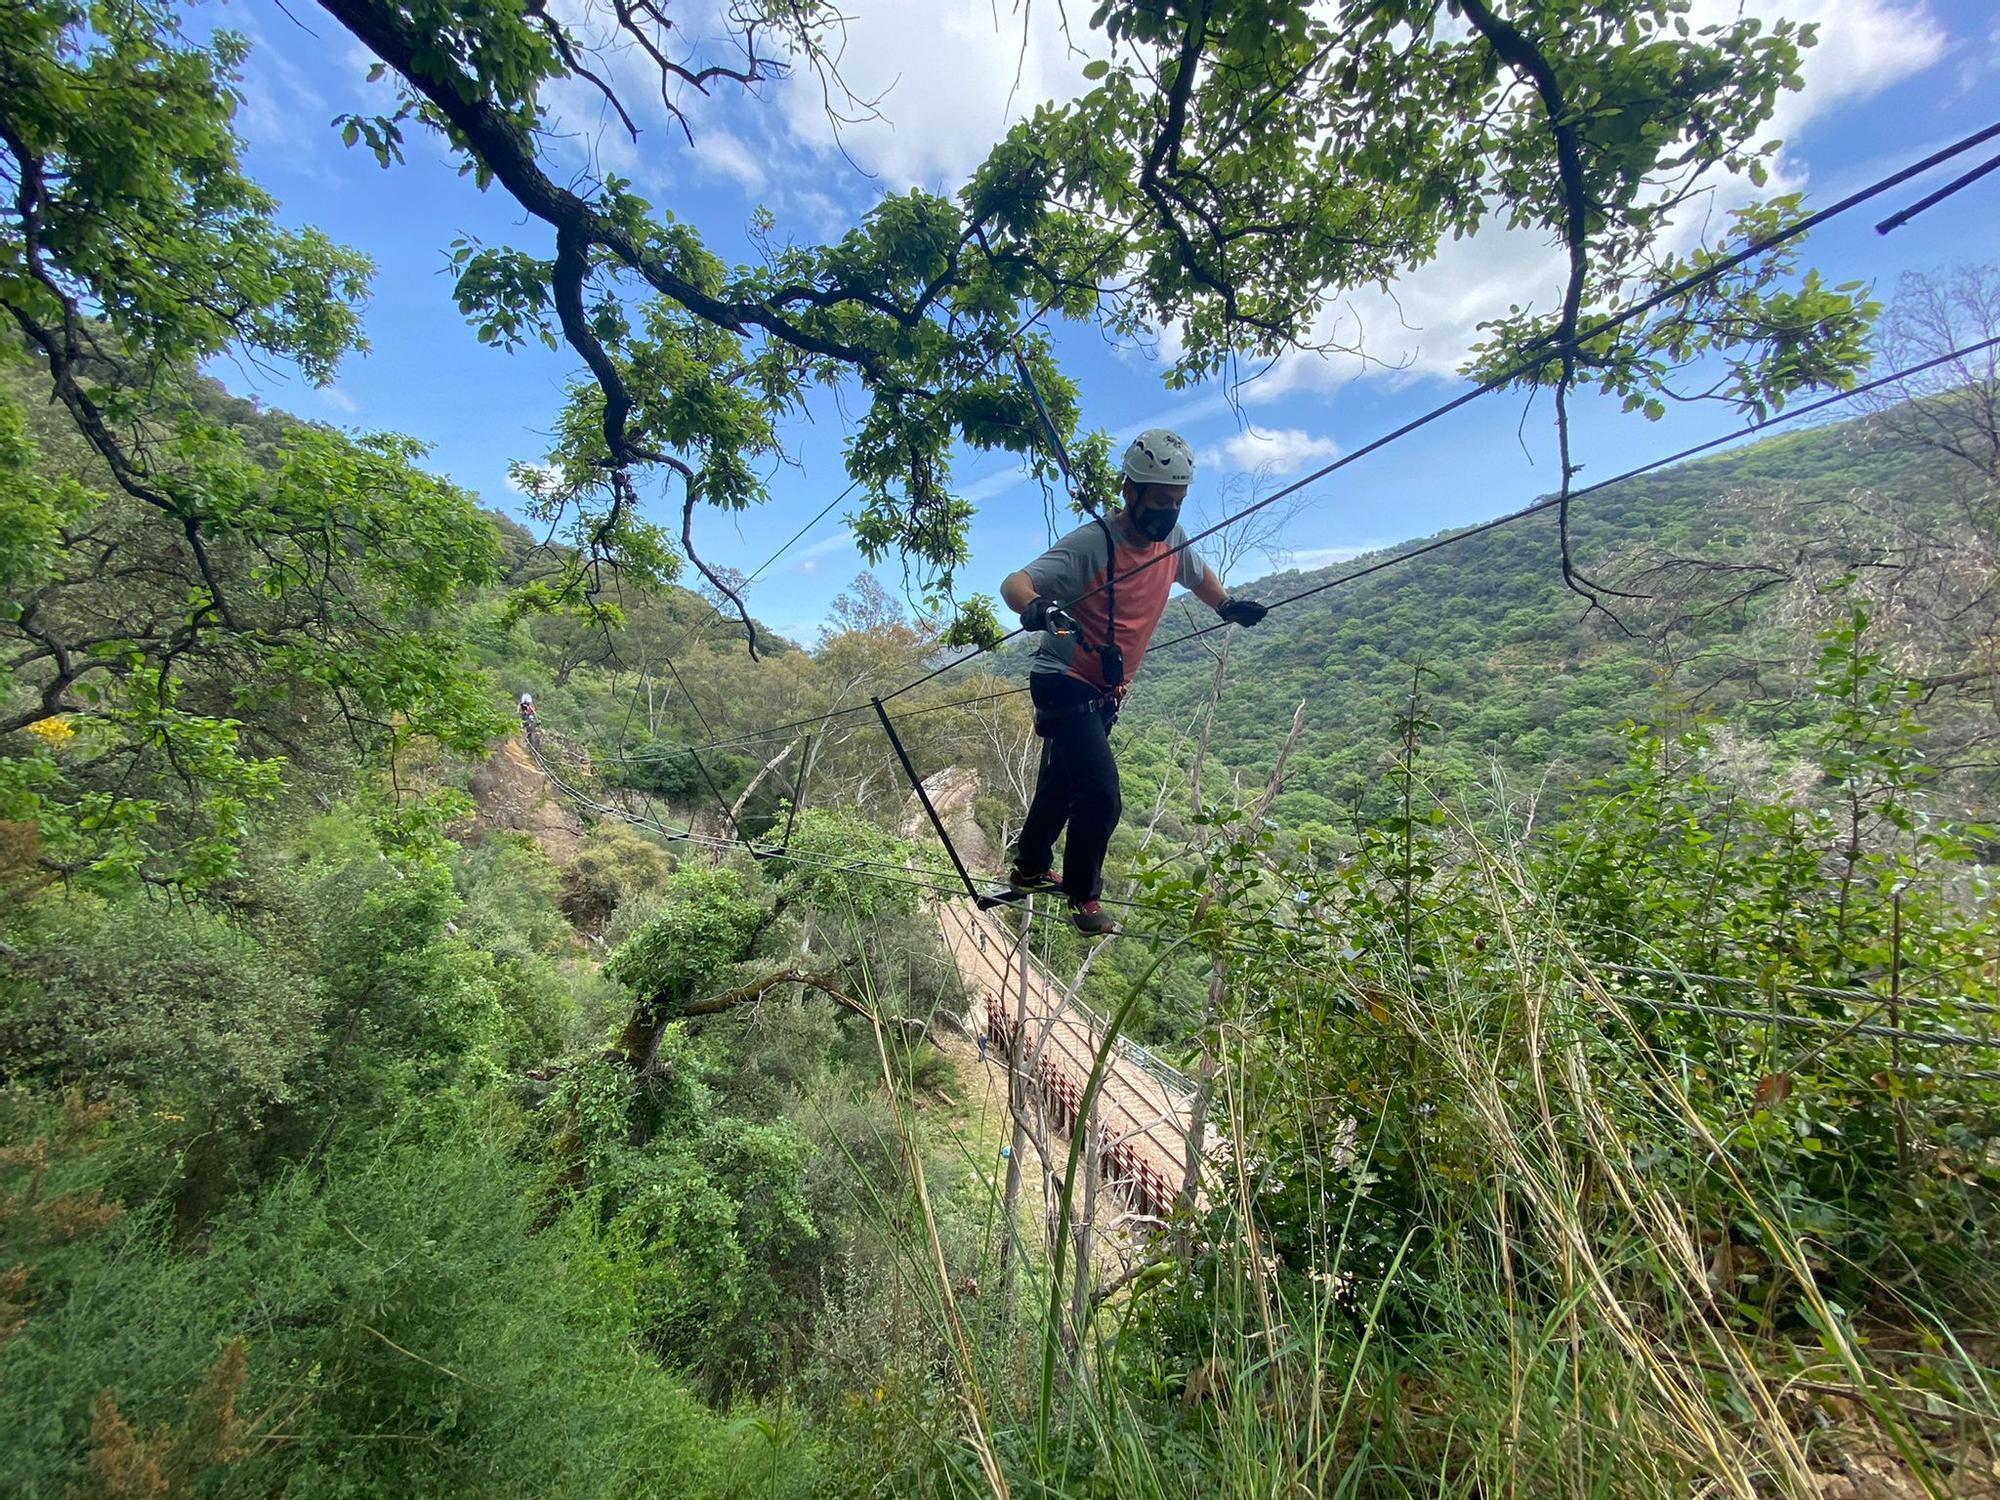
974, 224, 1123, 690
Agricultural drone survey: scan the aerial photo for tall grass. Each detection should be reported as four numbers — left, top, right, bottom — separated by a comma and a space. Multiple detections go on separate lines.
848, 834, 1999, 1498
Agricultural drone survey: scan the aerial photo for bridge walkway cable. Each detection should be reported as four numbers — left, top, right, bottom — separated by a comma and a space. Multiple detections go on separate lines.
547, 736, 2000, 1064
522, 728, 2000, 1063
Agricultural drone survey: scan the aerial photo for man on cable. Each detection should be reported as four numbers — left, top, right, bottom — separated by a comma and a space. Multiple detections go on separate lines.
998, 428, 1267, 933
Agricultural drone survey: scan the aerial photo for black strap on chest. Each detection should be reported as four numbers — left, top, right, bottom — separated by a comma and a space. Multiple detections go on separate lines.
1090, 513, 1124, 689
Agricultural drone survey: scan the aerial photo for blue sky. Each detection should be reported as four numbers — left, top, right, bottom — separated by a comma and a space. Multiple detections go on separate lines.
208, 0, 2000, 643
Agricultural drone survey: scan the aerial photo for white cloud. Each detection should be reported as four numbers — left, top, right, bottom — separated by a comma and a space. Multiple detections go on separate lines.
1202, 426, 1340, 477
506, 462, 559, 496
1129, 387, 1239, 438
1245, 0, 1945, 400
529, 0, 738, 192
524, 6, 856, 236
789, 531, 854, 576
957, 463, 1033, 505
317, 386, 359, 415
508, 0, 1945, 392
1954, 19, 2000, 98
507, 0, 1945, 412
758, 0, 1939, 205
774, 1, 1106, 189
233, 20, 331, 162
1253, 225, 1572, 401
700, 129, 768, 193
1703, 0, 1947, 140
541, 69, 644, 180
1265, 542, 1384, 573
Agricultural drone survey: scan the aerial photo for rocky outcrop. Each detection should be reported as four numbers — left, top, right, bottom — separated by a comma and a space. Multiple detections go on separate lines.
467, 737, 584, 865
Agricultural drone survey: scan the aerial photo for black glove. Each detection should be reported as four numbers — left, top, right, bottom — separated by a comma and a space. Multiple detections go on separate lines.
1018, 597, 1051, 632
1216, 597, 1268, 627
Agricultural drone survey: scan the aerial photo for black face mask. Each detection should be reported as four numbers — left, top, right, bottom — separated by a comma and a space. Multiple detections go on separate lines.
1131, 505, 1179, 542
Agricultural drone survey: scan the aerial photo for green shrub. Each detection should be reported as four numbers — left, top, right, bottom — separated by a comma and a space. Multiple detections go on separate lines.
454, 832, 573, 956
0, 1105, 730, 1499
560, 822, 674, 933
0, 894, 317, 1134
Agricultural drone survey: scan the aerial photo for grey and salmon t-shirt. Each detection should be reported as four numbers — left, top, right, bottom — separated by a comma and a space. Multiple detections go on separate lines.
1021, 515, 1207, 691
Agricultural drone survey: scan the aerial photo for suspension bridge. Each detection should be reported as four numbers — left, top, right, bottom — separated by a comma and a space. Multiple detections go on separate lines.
935, 887, 1201, 1228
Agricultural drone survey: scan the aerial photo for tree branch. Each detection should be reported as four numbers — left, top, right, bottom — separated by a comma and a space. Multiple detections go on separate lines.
1459, 0, 1644, 625
681, 489, 760, 660
318, 0, 918, 384
681, 964, 866, 1018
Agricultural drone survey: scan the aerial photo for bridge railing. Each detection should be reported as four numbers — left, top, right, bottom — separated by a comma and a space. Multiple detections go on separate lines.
1065, 993, 1196, 1105
941, 900, 1198, 1110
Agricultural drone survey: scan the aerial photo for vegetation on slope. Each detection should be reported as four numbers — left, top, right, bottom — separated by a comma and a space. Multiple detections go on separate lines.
3, 0, 1997, 1494
1136, 384, 1999, 841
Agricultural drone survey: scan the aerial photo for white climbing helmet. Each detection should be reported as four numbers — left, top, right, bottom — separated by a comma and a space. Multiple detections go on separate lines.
1121, 427, 1196, 487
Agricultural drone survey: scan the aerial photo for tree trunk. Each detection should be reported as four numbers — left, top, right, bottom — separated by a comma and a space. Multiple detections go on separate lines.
728, 735, 802, 832
619, 965, 855, 1078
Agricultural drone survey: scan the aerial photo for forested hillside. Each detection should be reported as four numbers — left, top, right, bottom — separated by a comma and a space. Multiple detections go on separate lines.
1135, 397, 1996, 836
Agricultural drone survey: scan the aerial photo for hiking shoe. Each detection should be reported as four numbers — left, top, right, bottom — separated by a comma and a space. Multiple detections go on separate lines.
1070, 899, 1118, 936
1008, 867, 1059, 893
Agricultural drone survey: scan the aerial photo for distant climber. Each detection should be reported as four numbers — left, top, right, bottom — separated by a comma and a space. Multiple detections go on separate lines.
518, 693, 538, 739
998, 428, 1267, 933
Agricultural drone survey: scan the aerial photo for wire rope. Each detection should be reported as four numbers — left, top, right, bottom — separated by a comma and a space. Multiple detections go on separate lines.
1142, 333, 2000, 659
615, 122, 2000, 761
874, 120, 2000, 706
531, 731, 1998, 1064
1606, 991, 2000, 1052
510, 130, 2000, 1084
577, 325, 2000, 783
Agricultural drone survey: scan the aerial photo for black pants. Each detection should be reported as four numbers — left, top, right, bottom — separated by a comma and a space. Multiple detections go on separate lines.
1015, 673, 1121, 902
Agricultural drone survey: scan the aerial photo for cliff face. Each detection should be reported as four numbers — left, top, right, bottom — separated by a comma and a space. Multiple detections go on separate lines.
467, 737, 584, 864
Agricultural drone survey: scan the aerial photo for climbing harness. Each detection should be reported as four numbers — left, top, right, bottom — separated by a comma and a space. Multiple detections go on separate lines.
1030, 602, 1123, 731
